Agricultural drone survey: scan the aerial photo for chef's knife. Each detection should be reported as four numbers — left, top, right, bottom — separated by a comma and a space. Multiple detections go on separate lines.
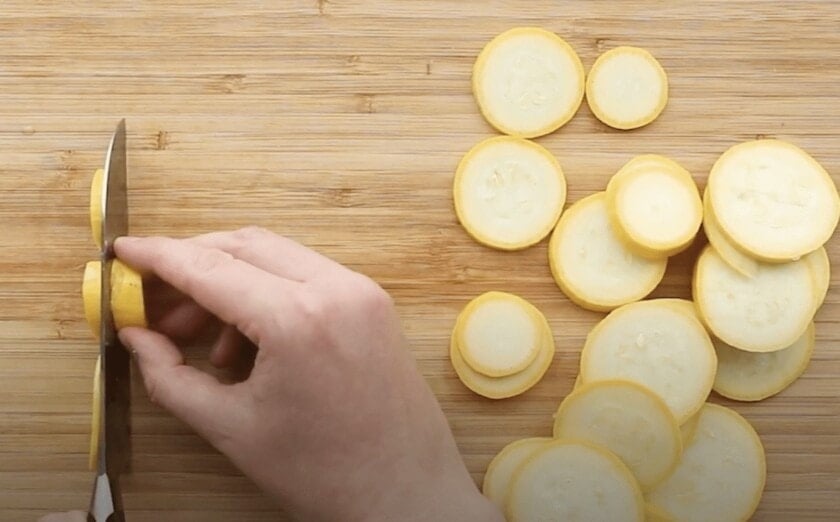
88, 119, 132, 522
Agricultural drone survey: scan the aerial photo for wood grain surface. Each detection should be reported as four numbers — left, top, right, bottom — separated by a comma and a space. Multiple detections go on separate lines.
1, 1, 838, 520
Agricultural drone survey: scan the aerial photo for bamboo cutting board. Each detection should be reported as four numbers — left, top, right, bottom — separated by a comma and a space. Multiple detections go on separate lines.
1, 1, 838, 520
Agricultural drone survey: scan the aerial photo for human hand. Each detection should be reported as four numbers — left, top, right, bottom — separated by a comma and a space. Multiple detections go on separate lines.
115, 227, 502, 522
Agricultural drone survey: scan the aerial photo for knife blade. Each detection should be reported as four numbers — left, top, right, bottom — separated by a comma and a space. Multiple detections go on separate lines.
89, 119, 131, 522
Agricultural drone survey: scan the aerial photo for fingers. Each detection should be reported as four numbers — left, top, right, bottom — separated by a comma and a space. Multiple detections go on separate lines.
119, 327, 252, 448
153, 299, 214, 341
211, 324, 258, 382
116, 236, 301, 344
210, 324, 245, 369
189, 227, 344, 282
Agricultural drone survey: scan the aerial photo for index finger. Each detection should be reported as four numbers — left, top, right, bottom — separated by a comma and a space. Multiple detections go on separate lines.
115, 236, 300, 343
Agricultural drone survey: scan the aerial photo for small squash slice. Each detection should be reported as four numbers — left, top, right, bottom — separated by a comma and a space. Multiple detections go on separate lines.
482, 437, 552, 509
646, 403, 766, 522
507, 439, 644, 522
548, 192, 666, 311
586, 46, 668, 130
456, 292, 542, 377
713, 323, 815, 402
472, 27, 585, 138
706, 139, 840, 262
450, 298, 554, 399
607, 154, 702, 258
693, 245, 814, 353
578, 299, 716, 423
702, 186, 759, 278
805, 247, 830, 313
553, 380, 682, 490
454, 136, 567, 250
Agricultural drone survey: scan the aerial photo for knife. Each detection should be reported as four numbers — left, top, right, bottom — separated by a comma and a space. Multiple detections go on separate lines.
88, 119, 132, 522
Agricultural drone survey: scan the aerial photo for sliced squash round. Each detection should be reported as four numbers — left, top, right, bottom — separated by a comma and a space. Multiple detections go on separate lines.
647, 403, 766, 522
578, 299, 716, 423
679, 410, 701, 448
654, 297, 698, 320
805, 247, 830, 313
702, 186, 759, 278
89, 168, 104, 250
607, 154, 701, 258
693, 245, 814, 352
472, 27, 585, 138
713, 322, 815, 401
482, 437, 552, 509
454, 136, 567, 250
548, 192, 667, 311
552, 380, 682, 490
586, 46, 668, 130
645, 504, 675, 522
507, 439, 644, 522
83, 261, 102, 338
707, 139, 840, 262
83, 259, 148, 336
88, 355, 102, 471
450, 308, 554, 399
456, 292, 542, 377
111, 260, 148, 330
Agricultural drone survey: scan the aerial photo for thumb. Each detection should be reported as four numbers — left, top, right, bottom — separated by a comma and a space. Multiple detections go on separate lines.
119, 327, 249, 449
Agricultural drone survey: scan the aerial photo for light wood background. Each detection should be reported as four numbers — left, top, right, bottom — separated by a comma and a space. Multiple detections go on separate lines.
1, 1, 838, 520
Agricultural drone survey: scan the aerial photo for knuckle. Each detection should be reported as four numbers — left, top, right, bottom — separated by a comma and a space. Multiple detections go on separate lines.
348, 275, 394, 317
190, 248, 234, 275
143, 373, 164, 406
233, 226, 272, 243
298, 291, 332, 322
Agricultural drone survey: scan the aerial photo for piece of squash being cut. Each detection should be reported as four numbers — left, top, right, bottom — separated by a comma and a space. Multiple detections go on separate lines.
82, 259, 148, 336
111, 259, 148, 330
82, 261, 102, 338
88, 355, 102, 471
89, 168, 104, 250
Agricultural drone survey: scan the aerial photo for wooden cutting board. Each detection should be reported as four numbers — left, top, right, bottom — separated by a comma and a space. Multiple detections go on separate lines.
1, 1, 838, 520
